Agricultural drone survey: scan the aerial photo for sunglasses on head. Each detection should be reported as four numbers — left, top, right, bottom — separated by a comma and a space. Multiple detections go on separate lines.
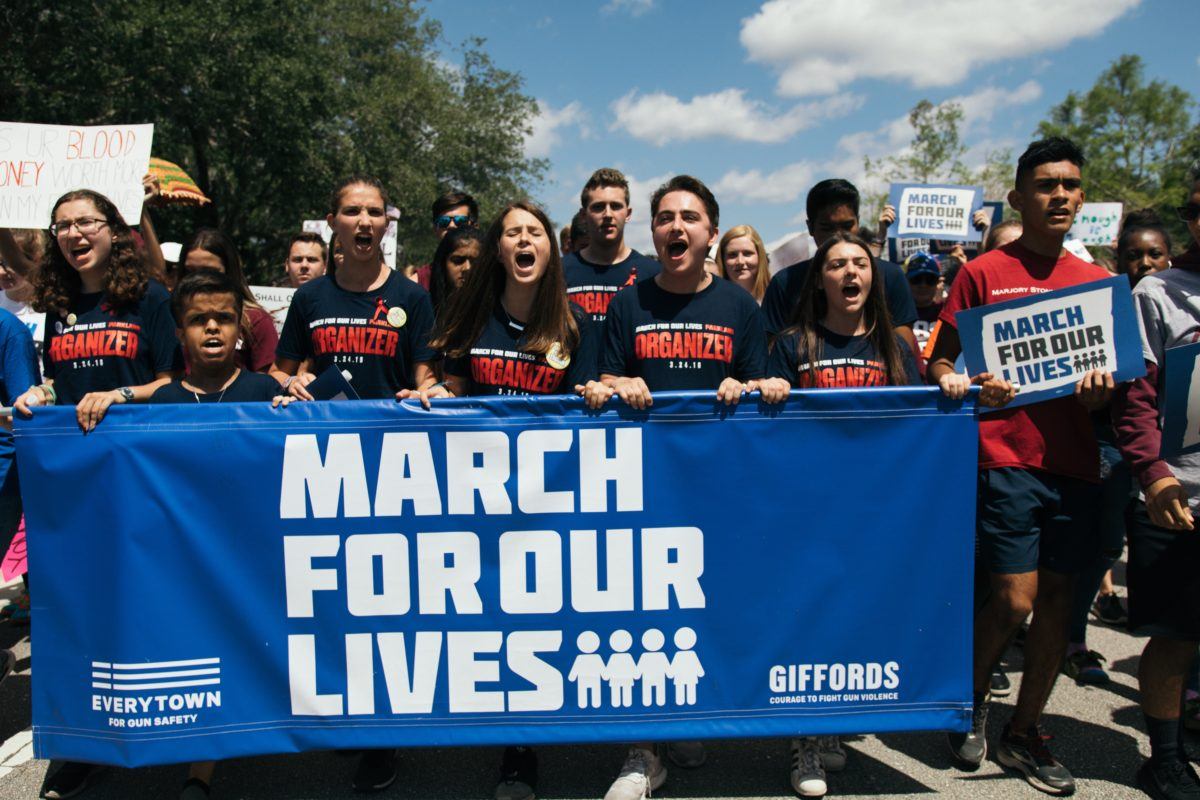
1178, 204, 1200, 223
434, 214, 473, 230
908, 273, 939, 286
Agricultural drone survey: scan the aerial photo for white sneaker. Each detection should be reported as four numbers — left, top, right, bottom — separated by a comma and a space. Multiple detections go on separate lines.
604, 747, 666, 800
790, 738, 827, 798
817, 735, 846, 772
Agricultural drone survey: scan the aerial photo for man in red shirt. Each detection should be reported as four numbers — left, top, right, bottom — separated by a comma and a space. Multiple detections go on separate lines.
927, 137, 1114, 797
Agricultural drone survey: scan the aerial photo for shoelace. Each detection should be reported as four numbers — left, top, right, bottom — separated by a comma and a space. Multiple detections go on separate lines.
792, 741, 823, 774
1158, 758, 1200, 793
1020, 727, 1059, 766
971, 701, 989, 731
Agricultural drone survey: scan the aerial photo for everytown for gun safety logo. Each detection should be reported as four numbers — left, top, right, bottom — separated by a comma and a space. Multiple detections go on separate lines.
91, 657, 221, 729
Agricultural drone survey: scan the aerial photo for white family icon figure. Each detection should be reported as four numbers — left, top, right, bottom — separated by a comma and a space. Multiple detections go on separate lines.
567, 627, 704, 709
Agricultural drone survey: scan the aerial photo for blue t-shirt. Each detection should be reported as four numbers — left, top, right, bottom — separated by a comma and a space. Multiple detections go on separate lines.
150, 371, 282, 404
444, 303, 599, 396
768, 325, 919, 388
600, 276, 768, 390
43, 280, 181, 405
761, 257, 918, 337
563, 249, 660, 323
0, 309, 39, 495
276, 272, 436, 399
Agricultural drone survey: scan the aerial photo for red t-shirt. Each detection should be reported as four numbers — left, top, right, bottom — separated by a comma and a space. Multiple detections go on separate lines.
940, 241, 1111, 481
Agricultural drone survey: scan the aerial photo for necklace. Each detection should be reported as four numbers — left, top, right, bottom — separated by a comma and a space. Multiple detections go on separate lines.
187, 370, 239, 403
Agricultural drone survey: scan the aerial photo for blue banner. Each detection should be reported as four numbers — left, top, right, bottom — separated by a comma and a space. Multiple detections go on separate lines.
887, 182, 985, 243
1161, 341, 1200, 458
16, 390, 977, 768
955, 275, 1145, 411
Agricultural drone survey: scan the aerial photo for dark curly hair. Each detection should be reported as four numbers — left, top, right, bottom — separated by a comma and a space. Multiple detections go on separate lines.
33, 189, 149, 317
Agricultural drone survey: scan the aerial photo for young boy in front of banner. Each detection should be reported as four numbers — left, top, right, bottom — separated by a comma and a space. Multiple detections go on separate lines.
926, 137, 1114, 797
147, 269, 290, 800
1112, 161, 1200, 800
578, 175, 788, 800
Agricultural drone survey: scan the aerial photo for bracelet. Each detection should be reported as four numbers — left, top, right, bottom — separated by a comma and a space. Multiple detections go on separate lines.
282, 376, 297, 390
37, 383, 56, 405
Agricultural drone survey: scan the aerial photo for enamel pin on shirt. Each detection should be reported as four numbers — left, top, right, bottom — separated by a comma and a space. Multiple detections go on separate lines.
387, 306, 407, 328
546, 342, 570, 370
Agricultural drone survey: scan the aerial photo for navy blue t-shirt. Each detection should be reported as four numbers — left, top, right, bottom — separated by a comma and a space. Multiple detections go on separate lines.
0, 309, 39, 495
444, 304, 599, 396
150, 370, 282, 404
761, 257, 918, 336
563, 249, 660, 323
276, 272, 435, 399
600, 276, 768, 390
43, 280, 181, 405
768, 326, 919, 388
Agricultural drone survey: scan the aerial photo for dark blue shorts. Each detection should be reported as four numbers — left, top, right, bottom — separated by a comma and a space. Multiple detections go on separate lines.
1127, 501, 1200, 641
976, 468, 1099, 575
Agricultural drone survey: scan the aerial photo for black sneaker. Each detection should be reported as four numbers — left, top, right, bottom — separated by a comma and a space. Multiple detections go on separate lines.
1091, 593, 1128, 626
1062, 649, 1110, 685
352, 749, 397, 793
495, 746, 538, 800
991, 666, 1012, 698
41, 761, 103, 799
947, 697, 989, 769
996, 724, 1075, 795
1138, 758, 1200, 799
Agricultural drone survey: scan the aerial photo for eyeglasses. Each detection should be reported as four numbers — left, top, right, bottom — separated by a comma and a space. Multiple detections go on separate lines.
907, 274, 939, 286
1177, 203, 1200, 223
434, 214, 473, 230
49, 217, 107, 237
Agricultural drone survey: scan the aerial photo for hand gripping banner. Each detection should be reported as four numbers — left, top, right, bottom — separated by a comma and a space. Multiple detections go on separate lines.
16, 389, 978, 767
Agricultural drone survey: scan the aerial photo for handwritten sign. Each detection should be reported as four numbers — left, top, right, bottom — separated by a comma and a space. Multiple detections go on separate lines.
1, 519, 25, 583
1161, 341, 1200, 458
955, 275, 1144, 410
302, 219, 398, 270
1067, 202, 1122, 246
0, 122, 153, 228
250, 286, 296, 335
888, 183, 984, 242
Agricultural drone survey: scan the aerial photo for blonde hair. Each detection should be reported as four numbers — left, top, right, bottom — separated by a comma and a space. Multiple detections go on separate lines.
717, 224, 770, 301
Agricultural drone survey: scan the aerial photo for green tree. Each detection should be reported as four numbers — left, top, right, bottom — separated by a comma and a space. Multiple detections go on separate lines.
0, 0, 545, 281
1037, 54, 1200, 244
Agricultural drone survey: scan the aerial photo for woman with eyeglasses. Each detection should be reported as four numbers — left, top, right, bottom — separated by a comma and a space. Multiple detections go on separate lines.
13, 190, 181, 433
9, 189, 181, 799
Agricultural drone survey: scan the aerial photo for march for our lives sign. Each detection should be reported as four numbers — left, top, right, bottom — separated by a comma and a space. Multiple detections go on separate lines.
888, 183, 984, 243
15, 391, 977, 767
1161, 341, 1200, 458
956, 275, 1144, 411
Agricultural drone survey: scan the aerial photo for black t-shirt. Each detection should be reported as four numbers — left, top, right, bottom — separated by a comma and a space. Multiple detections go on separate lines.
563, 249, 660, 323
761, 257, 918, 336
276, 272, 435, 399
768, 325, 919, 388
43, 280, 181, 405
444, 303, 599, 396
600, 276, 768, 390
150, 370, 282, 404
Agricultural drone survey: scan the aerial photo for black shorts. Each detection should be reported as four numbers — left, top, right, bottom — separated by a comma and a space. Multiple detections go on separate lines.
1127, 501, 1200, 641
976, 468, 1098, 575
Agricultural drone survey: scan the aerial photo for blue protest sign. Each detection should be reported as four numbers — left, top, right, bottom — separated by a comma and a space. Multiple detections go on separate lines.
955, 275, 1145, 411
1161, 341, 1200, 458
16, 390, 977, 768
888, 183, 985, 243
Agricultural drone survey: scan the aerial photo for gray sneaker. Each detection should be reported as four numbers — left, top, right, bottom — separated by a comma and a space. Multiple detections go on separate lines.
947, 698, 989, 769
817, 736, 846, 772
789, 738, 827, 798
604, 747, 666, 800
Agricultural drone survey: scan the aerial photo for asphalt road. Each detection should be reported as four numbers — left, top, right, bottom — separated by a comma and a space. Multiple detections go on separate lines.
0, 575, 1160, 800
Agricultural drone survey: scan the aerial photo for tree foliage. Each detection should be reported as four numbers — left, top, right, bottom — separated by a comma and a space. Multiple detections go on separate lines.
1037, 54, 1199, 244
0, 0, 544, 281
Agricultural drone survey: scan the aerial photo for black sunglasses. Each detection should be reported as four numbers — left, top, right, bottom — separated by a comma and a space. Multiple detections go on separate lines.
907, 274, 939, 286
1177, 204, 1200, 223
434, 214, 473, 230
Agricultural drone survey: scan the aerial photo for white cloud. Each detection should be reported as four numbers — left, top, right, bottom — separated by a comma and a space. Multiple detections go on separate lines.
740, 0, 1139, 96
602, 0, 655, 16
611, 89, 861, 146
524, 100, 589, 159
710, 80, 1042, 209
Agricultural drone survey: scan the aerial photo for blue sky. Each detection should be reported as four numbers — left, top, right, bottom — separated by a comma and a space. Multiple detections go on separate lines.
429, 0, 1200, 255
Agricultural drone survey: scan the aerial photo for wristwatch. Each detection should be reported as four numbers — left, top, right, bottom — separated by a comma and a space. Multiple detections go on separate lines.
116, 387, 135, 403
